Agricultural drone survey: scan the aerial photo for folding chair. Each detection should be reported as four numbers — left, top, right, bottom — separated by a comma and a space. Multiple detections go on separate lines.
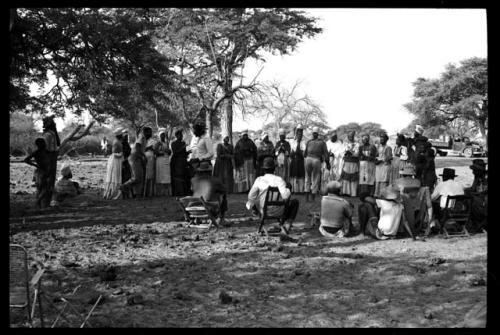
257, 186, 289, 236
10, 244, 44, 327
10, 244, 102, 328
177, 196, 221, 229
441, 195, 472, 238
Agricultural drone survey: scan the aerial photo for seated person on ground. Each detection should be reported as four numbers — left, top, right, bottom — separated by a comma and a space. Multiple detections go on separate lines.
50, 164, 81, 206
465, 159, 488, 232
24, 137, 51, 209
357, 191, 379, 237
187, 161, 228, 224
431, 168, 465, 222
365, 186, 415, 240
394, 166, 436, 236
319, 181, 354, 238
246, 157, 299, 234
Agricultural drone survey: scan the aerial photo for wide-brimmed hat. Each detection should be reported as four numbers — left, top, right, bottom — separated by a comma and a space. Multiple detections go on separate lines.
196, 161, 212, 172
470, 159, 487, 172
400, 165, 416, 176
439, 168, 458, 178
415, 125, 424, 134
380, 186, 401, 201
262, 157, 275, 169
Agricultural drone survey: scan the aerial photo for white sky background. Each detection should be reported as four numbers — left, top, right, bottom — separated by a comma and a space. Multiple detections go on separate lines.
234, 8, 487, 135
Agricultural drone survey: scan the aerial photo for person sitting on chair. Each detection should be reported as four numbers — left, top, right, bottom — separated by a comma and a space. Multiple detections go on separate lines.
188, 161, 228, 225
319, 181, 354, 238
465, 159, 487, 232
431, 168, 464, 222
246, 156, 299, 235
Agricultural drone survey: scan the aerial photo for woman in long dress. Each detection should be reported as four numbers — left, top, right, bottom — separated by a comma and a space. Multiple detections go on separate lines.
340, 131, 359, 197
374, 133, 393, 197
170, 128, 190, 196
103, 128, 124, 199
139, 126, 156, 197
274, 129, 291, 183
42, 116, 60, 207
358, 133, 378, 196
234, 130, 257, 193
154, 128, 172, 196
121, 142, 145, 198
213, 136, 235, 193
289, 125, 306, 194
121, 130, 133, 199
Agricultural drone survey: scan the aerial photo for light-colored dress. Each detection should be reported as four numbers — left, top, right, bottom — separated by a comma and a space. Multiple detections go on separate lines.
390, 145, 410, 184
143, 138, 157, 197
340, 140, 359, 196
374, 144, 393, 196
155, 140, 171, 196
103, 139, 123, 200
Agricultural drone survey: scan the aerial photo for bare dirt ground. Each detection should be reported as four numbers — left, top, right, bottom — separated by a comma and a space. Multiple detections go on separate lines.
9, 157, 487, 328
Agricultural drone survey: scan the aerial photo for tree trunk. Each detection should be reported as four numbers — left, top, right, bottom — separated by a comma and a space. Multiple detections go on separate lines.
222, 94, 234, 145
206, 108, 213, 139
477, 119, 487, 151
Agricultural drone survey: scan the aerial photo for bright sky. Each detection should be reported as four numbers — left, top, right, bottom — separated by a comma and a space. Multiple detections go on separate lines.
234, 8, 487, 135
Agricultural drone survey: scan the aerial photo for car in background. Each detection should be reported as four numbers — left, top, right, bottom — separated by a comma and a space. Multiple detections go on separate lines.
429, 136, 485, 158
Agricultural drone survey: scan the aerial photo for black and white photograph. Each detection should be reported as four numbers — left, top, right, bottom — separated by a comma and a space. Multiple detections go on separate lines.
9, 7, 488, 327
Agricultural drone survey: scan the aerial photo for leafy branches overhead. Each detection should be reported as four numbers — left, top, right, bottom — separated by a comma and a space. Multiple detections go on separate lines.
10, 8, 176, 126
404, 57, 487, 141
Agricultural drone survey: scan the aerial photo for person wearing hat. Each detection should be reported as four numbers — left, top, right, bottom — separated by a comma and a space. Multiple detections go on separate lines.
42, 116, 61, 204
246, 157, 299, 234
103, 128, 124, 200
394, 165, 436, 236
431, 168, 465, 221
170, 127, 190, 196
51, 164, 81, 206
289, 124, 307, 193
24, 137, 51, 208
374, 133, 393, 197
234, 129, 258, 193
274, 128, 291, 183
213, 135, 235, 194
256, 132, 275, 177
186, 161, 228, 225
358, 133, 378, 196
340, 130, 360, 197
465, 159, 488, 232
304, 126, 329, 201
319, 181, 354, 238
153, 128, 172, 196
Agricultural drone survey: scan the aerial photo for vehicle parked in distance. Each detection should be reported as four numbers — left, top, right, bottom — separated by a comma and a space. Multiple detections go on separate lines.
429, 136, 486, 158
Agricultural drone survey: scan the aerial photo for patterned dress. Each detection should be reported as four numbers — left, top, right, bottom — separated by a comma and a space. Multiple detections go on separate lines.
340, 140, 359, 196
358, 143, 377, 196
390, 145, 409, 185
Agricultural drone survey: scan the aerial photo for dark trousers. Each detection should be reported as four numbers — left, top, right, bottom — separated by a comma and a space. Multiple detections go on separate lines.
358, 202, 378, 234
283, 198, 299, 222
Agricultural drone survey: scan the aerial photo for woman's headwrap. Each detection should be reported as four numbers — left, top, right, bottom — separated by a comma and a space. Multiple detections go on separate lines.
60, 164, 72, 178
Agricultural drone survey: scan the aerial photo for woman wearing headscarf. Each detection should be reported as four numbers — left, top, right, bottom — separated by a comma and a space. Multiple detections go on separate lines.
340, 131, 359, 196
154, 128, 172, 196
170, 127, 190, 196
42, 116, 61, 205
256, 132, 275, 177
374, 133, 393, 197
103, 128, 124, 199
274, 128, 291, 183
358, 133, 378, 196
138, 126, 156, 197
213, 135, 235, 193
289, 124, 306, 193
234, 130, 257, 193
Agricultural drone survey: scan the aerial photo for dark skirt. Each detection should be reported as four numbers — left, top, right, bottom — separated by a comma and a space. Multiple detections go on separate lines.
289, 154, 305, 178
213, 157, 234, 194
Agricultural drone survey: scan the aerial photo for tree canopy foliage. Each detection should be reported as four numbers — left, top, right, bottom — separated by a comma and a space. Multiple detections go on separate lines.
335, 122, 387, 140
404, 57, 487, 142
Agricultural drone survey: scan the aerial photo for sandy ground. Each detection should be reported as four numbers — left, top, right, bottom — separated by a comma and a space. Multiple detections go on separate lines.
9, 157, 487, 328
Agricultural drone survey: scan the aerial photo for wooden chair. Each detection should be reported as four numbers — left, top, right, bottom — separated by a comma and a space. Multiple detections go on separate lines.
10, 244, 44, 327
177, 196, 221, 229
441, 195, 472, 238
10, 244, 102, 328
257, 186, 289, 236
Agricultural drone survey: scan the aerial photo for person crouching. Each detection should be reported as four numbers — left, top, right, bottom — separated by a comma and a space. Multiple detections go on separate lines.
319, 181, 354, 238
50, 164, 81, 206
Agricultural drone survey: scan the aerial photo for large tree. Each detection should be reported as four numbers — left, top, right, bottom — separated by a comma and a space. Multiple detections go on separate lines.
239, 79, 328, 139
157, 8, 322, 143
10, 8, 177, 130
404, 57, 487, 145
335, 122, 387, 140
